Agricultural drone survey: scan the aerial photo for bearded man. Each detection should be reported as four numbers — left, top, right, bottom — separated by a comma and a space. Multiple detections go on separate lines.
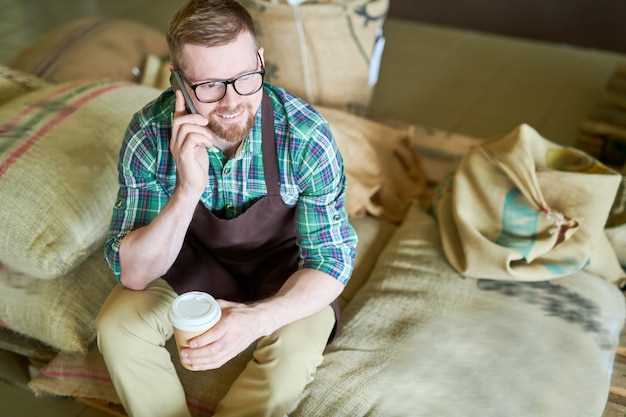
96, 1, 357, 417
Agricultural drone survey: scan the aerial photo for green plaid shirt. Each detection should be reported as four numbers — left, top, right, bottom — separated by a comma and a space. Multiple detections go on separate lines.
104, 83, 357, 285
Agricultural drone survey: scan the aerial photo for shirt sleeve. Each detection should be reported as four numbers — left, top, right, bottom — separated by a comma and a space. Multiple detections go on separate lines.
294, 121, 358, 285
104, 114, 166, 281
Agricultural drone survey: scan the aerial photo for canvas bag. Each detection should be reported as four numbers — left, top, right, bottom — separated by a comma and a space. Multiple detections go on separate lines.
437, 124, 624, 282
0, 65, 49, 106
0, 81, 160, 279
11, 17, 168, 84
240, 0, 388, 111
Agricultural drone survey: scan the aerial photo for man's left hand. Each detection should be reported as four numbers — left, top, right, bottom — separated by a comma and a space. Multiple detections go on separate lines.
180, 300, 266, 371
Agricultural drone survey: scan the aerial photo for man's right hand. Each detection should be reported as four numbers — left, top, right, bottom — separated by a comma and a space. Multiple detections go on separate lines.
170, 90, 214, 199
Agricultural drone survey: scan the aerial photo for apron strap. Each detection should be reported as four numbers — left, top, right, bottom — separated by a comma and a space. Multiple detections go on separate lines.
261, 93, 280, 196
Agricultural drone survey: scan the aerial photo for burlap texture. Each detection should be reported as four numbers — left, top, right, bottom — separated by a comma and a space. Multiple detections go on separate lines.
30, 204, 624, 416
340, 215, 396, 307
27, 214, 393, 414
437, 123, 625, 282
245, 0, 388, 110
0, 81, 161, 279
0, 65, 49, 106
11, 18, 168, 83
0, 328, 57, 363
0, 249, 116, 354
144, 1, 388, 111
318, 106, 427, 223
294, 203, 625, 417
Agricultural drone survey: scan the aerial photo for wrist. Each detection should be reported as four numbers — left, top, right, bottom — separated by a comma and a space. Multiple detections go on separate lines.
249, 302, 280, 337
173, 186, 202, 207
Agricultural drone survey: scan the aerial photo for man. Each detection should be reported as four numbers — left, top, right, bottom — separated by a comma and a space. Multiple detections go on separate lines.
96, 1, 357, 417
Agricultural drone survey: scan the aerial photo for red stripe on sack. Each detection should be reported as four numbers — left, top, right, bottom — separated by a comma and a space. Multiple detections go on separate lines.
0, 82, 82, 133
0, 83, 123, 178
42, 364, 109, 375
39, 369, 112, 383
41, 368, 214, 415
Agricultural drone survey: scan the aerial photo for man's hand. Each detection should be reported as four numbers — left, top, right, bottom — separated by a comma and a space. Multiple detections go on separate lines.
179, 300, 266, 371
170, 90, 216, 199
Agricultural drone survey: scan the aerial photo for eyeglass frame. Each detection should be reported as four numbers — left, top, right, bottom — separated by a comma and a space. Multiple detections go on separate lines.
174, 51, 266, 104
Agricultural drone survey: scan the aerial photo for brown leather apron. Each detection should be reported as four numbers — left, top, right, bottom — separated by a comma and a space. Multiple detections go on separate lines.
163, 94, 339, 340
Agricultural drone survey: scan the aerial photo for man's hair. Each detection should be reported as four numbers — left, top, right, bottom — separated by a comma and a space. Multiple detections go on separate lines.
167, 0, 257, 69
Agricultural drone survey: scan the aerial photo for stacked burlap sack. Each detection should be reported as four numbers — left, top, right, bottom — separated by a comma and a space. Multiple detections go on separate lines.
0, 58, 423, 361
11, 17, 169, 84
29, 202, 625, 417
141, 0, 389, 112
0, 75, 163, 352
12, 0, 389, 112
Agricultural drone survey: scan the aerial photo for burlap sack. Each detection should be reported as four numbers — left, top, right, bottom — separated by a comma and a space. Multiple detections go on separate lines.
29, 205, 625, 416
216, 0, 388, 111
0, 328, 57, 363
27, 213, 396, 413
0, 249, 116, 353
437, 123, 625, 282
318, 106, 427, 223
11, 17, 168, 83
0, 65, 49, 106
340, 215, 396, 307
0, 81, 161, 279
296, 203, 624, 417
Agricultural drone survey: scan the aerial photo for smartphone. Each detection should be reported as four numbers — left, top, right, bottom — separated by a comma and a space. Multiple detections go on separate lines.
170, 70, 199, 115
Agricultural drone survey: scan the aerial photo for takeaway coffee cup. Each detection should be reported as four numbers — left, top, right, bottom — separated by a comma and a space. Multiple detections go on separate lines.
168, 291, 221, 369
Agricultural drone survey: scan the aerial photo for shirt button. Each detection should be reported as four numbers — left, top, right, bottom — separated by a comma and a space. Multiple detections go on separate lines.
333, 214, 341, 221
225, 204, 233, 210
224, 167, 231, 175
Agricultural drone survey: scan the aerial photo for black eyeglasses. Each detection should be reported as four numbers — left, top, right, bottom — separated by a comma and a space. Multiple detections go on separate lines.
178, 52, 265, 104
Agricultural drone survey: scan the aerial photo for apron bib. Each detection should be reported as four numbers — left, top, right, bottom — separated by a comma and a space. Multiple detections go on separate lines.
162, 94, 339, 339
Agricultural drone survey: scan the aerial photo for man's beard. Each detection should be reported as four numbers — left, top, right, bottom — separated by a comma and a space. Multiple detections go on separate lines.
207, 104, 256, 144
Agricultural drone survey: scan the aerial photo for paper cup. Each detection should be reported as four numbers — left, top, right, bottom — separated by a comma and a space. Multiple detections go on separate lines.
168, 291, 221, 369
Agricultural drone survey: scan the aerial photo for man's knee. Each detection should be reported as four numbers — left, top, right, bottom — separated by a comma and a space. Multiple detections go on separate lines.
95, 285, 170, 354
256, 330, 326, 393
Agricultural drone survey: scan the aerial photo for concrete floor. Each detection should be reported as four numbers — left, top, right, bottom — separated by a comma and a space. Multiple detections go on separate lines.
1, 1, 626, 416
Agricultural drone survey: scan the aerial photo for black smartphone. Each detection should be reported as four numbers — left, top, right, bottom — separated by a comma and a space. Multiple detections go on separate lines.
170, 70, 199, 115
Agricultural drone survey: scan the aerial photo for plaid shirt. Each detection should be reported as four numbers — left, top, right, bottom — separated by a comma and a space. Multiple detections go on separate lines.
104, 83, 357, 285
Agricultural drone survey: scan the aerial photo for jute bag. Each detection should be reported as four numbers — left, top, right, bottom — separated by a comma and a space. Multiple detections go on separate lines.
11, 17, 168, 83
241, 0, 388, 111
437, 124, 625, 282
0, 249, 116, 353
0, 80, 161, 279
0, 65, 49, 106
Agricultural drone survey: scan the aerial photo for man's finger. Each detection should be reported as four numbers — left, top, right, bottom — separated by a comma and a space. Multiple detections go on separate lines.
217, 299, 241, 309
179, 133, 213, 160
177, 124, 214, 153
171, 91, 208, 151
185, 340, 226, 362
174, 89, 186, 118
188, 355, 229, 371
188, 321, 227, 348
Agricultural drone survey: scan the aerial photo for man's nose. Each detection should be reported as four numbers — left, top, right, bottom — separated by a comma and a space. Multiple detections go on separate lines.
220, 83, 240, 107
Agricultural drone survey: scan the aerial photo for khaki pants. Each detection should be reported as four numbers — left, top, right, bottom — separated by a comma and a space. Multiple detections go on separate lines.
95, 279, 335, 417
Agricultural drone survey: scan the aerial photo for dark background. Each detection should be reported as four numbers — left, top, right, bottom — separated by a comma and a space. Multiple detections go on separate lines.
389, 0, 626, 54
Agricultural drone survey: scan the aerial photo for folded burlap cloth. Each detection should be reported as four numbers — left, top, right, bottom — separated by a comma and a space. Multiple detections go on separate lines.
436, 123, 624, 282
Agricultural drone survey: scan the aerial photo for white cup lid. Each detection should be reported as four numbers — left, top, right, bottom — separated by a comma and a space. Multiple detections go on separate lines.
168, 292, 221, 332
